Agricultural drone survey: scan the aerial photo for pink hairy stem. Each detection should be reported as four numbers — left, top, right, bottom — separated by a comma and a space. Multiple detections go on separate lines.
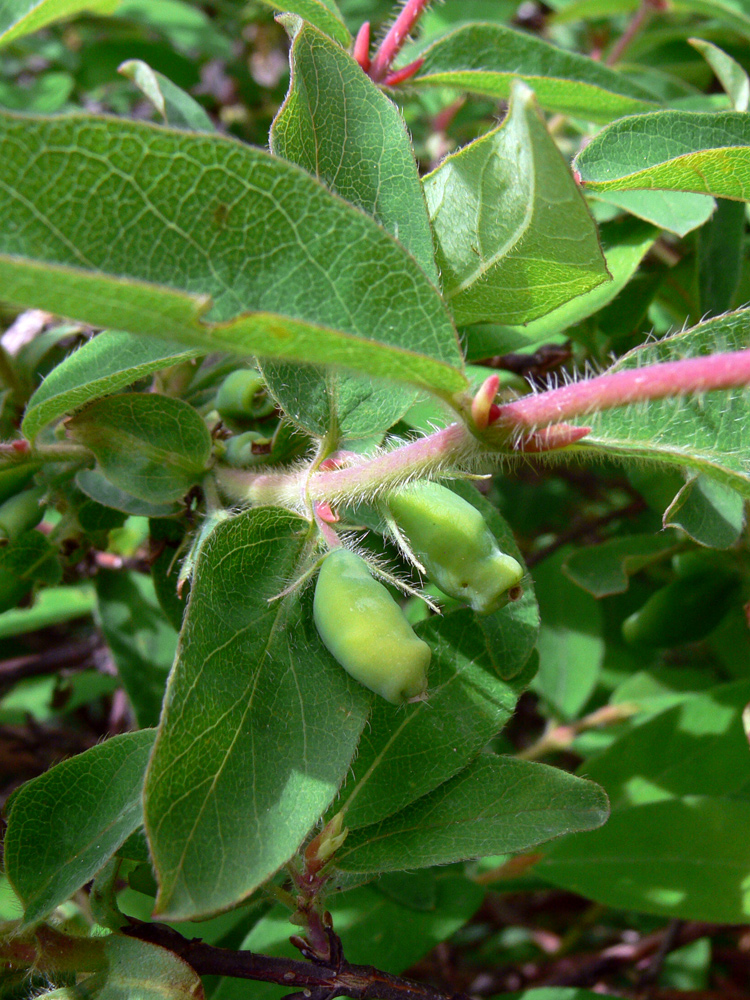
492, 350, 750, 430
215, 349, 750, 509
369, 0, 432, 83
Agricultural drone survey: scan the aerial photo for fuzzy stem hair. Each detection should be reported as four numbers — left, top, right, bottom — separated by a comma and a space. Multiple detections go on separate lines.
216, 349, 750, 511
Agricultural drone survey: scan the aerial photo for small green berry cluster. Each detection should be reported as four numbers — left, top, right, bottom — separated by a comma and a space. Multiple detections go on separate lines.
313, 482, 524, 705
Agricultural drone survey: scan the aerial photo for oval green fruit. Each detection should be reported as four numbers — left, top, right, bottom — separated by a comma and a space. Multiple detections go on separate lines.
386, 482, 523, 615
222, 431, 273, 467
313, 548, 430, 704
622, 566, 740, 648
215, 369, 274, 425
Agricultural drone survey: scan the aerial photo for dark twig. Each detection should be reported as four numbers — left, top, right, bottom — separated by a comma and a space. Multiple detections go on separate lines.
477, 342, 573, 389
605, 0, 668, 67
536, 921, 722, 989
636, 918, 685, 990
123, 919, 472, 1000
0, 637, 104, 692
525, 497, 647, 568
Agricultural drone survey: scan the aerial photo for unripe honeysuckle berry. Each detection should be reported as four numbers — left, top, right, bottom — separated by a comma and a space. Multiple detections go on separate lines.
313, 548, 430, 705
215, 369, 275, 425
386, 481, 524, 616
222, 431, 272, 467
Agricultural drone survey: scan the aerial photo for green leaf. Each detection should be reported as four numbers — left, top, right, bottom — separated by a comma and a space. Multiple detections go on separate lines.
255, 0, 351, 47
264, 18, 439, 436
424, 82, 609, 327
540, 680, 750, 921
143, 508, 370, 920
67, 394, 211, 504
678, 0, 750, 41
37, 934, 204, 999
532, 549, 604, 720
76, 468, 181, 518
563, 533, 680, 598
689, 38, 750, 112
506, 992, 624, 1000
556, 0, 750, 39
96, 571, 177, 728
22, 331, 199, 442
0, 113, 465, 399
592, 190, 715, 237
575, 110, 750, 200
0, 0, 119, 47
335, 755, 608, 873
584, 679, 750, 810
417, 0, 518, 39
551, 0, 637, 22
215, 870, 482, 1000
331, 480, 538, 829
413, 23, 658, 121
336, 611, 537, 831
0, 530, 61, 587
610, 665, 718, 714
663, 473, 745, 547
4, 729, 155, 926
698, 198, 745, 315
150, 518, 188, 630
464, 216, 657, 357
539, 795, 750, 922
448, 479, 540, 678
508, 993, 619, 1000
0, 70, 73, 112
577, 310, 750, 497
115, 0, 230, 58
118, 59, 215, 132
0, 584, 93, 639
273, 21, 436, 283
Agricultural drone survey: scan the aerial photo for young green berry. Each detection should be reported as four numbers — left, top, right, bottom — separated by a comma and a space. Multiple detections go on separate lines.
222, 431, 273, 467
386, 482, 523, 615
215, 369, 275, 425
313, 548, 430, 705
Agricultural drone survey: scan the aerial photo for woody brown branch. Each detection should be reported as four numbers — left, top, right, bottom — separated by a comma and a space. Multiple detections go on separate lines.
122, 919, 472, 1000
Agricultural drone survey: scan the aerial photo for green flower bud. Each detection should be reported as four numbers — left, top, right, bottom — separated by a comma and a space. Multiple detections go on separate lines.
622, 563, 740, 648
386, 482, 523, 615
215, 370, 275, 425
0, 486, 46, 544
313, 548, 430, 704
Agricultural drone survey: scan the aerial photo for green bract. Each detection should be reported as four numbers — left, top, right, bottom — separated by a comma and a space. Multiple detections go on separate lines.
313, 547, 430, 705
386, 482, 524, 615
